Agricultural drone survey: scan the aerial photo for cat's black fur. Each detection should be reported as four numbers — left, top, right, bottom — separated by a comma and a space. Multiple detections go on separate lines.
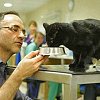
43, 19, 100, 72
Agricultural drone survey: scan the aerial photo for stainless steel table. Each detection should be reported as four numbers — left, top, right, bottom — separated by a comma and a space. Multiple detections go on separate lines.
7, 65, 100, 100
33, 65, 100, 100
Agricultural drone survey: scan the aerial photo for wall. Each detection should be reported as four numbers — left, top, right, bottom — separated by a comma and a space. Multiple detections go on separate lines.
25, 0, 69, 33
71, 0, 100, 21
24, 0, 100, 32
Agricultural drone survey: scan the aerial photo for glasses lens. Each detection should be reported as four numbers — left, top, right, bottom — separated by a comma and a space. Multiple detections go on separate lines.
22, 29, 26, 36
11, 25, 19, 32
10, 25, 26, 36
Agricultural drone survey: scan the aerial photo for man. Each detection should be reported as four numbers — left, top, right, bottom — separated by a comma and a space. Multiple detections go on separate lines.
0, 11, 47, 100
25, 32, 45, 99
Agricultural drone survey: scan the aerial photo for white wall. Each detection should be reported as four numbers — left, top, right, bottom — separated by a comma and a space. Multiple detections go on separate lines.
71, 0, 100, 20
25, 0, 68, 33
24, 0, 100, 33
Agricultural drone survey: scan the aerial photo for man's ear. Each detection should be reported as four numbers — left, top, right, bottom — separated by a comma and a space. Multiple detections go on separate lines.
43, 23, 49, 30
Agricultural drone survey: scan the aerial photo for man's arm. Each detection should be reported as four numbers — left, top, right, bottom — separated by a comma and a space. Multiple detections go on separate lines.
0, 69, 23, 100
0, 51, 47, 100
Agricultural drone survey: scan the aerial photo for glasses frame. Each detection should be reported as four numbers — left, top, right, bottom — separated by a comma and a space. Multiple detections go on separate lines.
0, 25, 26, 36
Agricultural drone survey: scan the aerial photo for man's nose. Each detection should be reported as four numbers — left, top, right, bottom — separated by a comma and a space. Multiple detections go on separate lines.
18, 31, 26, 39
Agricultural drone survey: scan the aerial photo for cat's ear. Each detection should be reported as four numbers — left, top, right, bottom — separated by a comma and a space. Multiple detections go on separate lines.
43, 23, 49, 30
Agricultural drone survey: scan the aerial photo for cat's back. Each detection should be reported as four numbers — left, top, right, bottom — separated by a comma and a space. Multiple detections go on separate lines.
71, 19, 100, 36
85, 19, 100, 26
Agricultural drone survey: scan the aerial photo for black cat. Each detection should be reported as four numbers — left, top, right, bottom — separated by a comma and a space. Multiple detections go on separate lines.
43, 19, 100, 72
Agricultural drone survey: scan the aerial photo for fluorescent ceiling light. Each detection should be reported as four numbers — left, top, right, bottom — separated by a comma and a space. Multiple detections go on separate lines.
4, 3, 12, 7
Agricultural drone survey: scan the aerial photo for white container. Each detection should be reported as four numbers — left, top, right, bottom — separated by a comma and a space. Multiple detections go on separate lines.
39, 47, 65, 56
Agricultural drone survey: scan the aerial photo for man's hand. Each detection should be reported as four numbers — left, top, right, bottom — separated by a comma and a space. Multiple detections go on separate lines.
15, 50, 48, 81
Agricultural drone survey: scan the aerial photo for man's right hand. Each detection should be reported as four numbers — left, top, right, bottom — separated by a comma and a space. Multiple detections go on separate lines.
14, 50, 48, 81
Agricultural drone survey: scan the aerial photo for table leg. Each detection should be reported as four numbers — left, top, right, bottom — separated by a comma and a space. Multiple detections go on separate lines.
62, 83, 77, 100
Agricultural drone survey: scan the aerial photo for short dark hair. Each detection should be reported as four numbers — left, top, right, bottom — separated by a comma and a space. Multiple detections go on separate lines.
0, 11, 20, 21
29, 20, 37, 27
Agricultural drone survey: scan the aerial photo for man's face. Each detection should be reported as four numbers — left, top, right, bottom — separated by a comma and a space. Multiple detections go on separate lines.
0, 14, 25, 54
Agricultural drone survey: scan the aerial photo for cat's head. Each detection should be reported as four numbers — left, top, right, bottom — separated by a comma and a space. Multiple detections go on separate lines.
43, 23, 63, 47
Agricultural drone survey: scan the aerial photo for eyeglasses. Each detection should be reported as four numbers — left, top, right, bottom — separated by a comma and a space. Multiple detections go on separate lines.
0, 25, 26, 36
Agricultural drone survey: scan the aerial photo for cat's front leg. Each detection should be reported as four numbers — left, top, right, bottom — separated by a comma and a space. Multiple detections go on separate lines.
69, 51, 87, 72
69, 61, 85, 72
68, 52, 85, 72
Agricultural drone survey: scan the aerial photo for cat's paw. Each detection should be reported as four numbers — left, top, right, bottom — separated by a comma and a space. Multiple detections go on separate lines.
69, 64, 85, 72
69, 63, 76, 71
69, 67, 85, 72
